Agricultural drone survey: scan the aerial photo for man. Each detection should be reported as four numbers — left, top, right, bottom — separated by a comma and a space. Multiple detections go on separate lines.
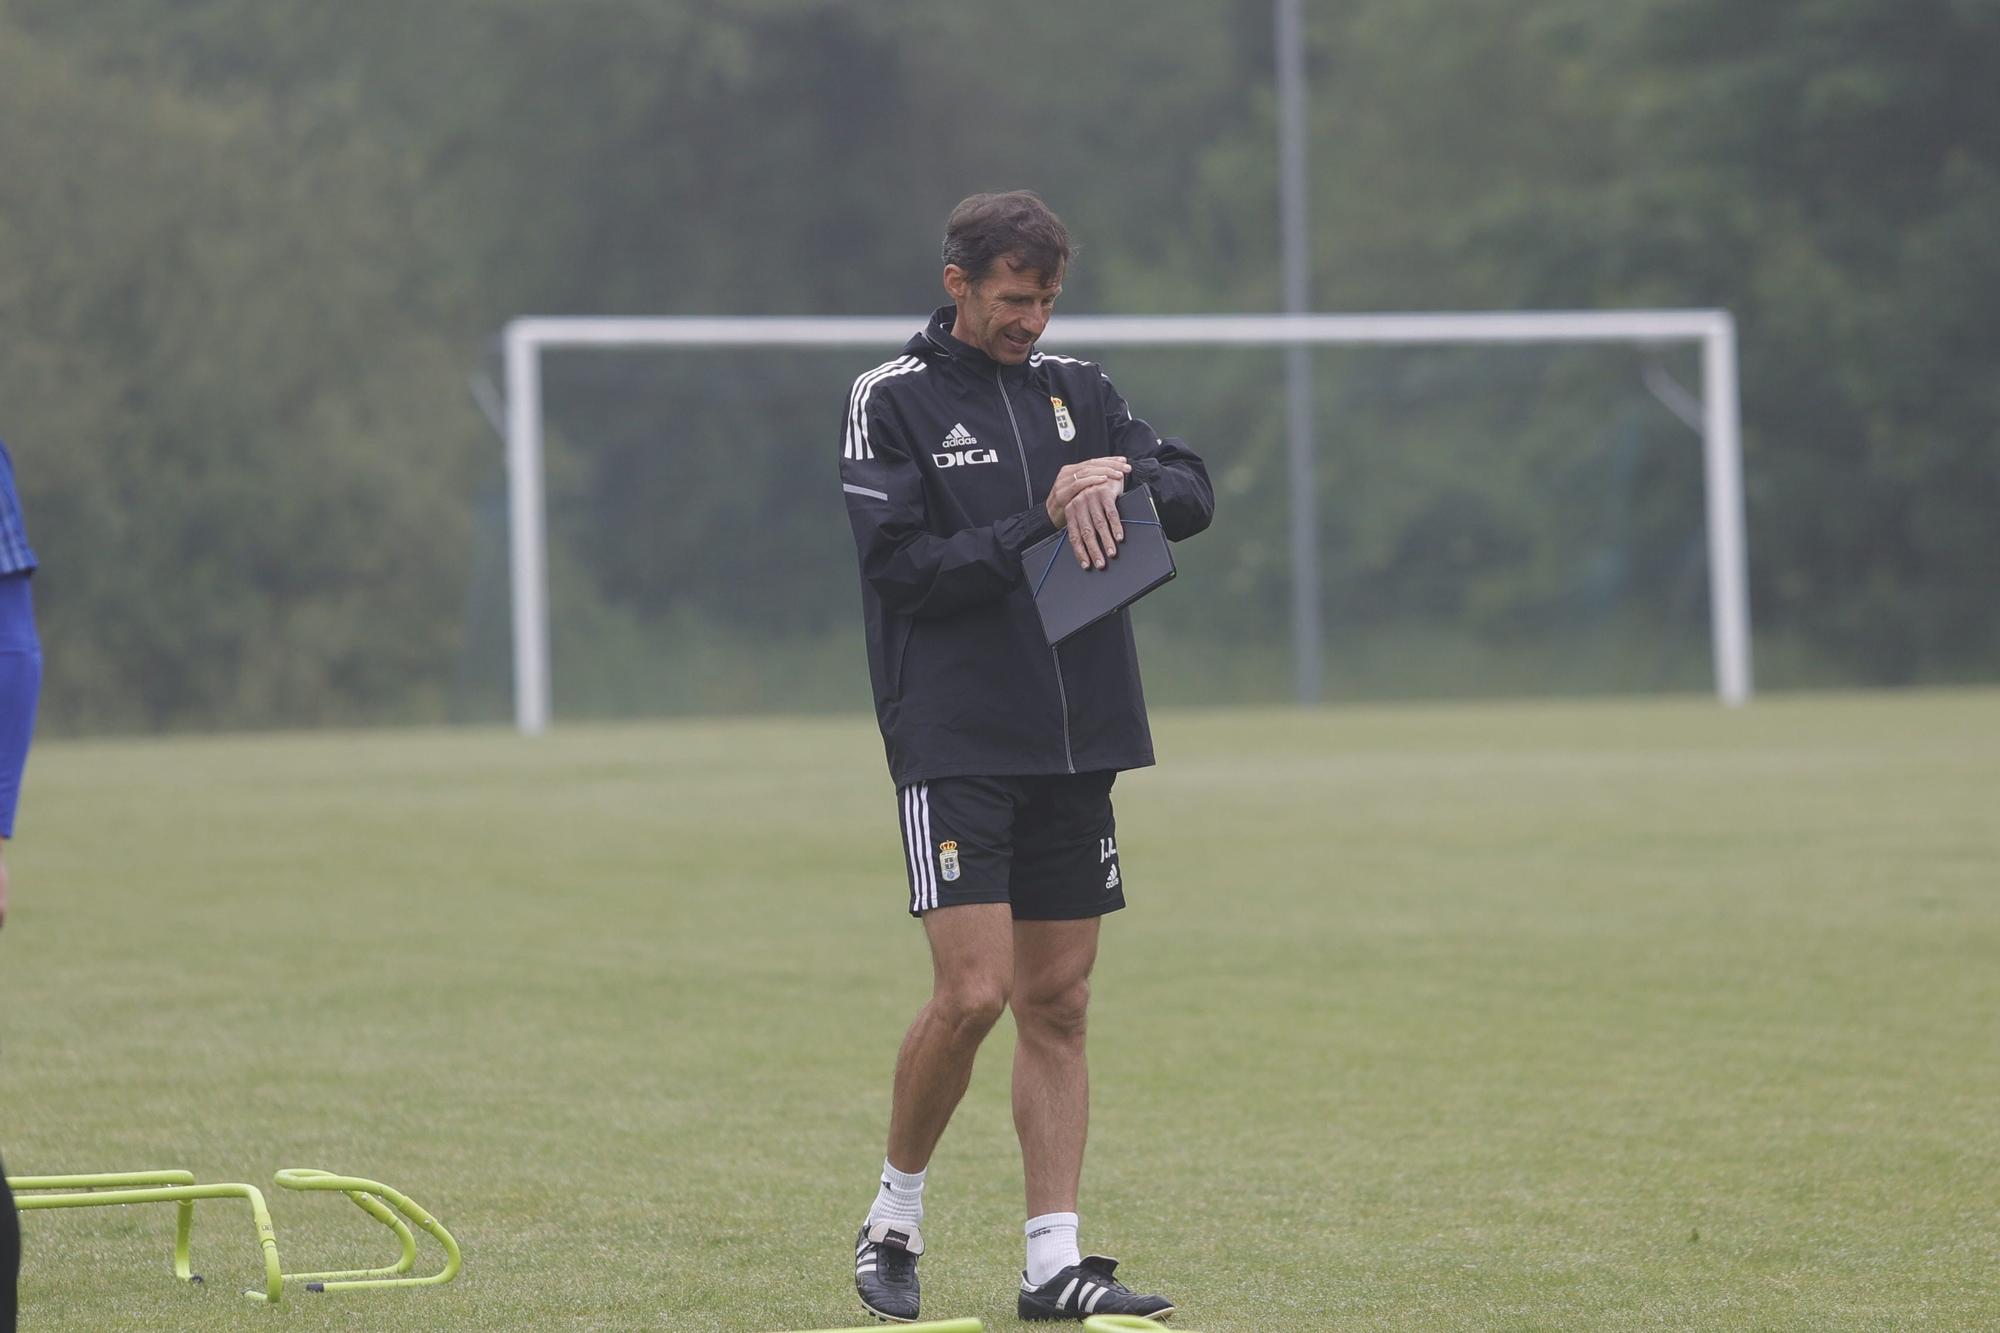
0, 436, 43, 1333
837, 191, 1213, 1324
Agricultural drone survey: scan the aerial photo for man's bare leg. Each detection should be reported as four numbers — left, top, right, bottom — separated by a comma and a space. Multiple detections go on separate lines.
855, 903, 1015, 1322
884, 901, 1017, 1172
1010, 916, 1100, 1216
1009, 912, 1176, 1320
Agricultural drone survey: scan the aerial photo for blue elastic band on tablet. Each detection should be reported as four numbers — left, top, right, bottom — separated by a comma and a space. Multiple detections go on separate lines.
1032, 520, 1165, 597
1032, 542, 1065, 598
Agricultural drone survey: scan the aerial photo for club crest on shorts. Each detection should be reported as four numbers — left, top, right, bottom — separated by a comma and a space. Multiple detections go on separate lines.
938, 839, 961, 882
1051, 395, 1077, 442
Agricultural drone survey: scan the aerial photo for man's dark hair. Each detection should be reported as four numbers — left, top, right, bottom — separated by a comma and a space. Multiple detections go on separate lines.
941, 191, 1074, 284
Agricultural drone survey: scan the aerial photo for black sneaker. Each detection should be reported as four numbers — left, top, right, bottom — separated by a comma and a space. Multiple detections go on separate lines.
854, 1220, 923, 1323
1018, 1254, 1175, 1322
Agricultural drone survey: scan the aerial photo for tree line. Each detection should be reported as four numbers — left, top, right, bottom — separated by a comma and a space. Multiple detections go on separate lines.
3, 0, 1993, 730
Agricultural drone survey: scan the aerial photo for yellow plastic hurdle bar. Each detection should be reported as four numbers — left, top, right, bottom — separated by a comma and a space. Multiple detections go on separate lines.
268, 1168, 462, 1297
7, 1170, 283, 1302
6, 1165, 459, 1305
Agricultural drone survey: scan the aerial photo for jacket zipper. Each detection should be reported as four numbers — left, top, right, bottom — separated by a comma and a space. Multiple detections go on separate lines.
994, 368, 1076, 774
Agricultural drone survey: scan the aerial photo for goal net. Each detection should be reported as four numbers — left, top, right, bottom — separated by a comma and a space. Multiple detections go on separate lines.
464, 313, 1747, 732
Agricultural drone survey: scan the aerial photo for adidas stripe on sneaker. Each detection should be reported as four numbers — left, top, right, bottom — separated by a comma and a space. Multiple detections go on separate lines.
1017, 1254, 1174, 1322
854, 1220, 923, 1323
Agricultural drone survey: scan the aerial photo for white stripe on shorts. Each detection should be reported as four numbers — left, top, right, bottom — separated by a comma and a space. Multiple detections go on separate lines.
917, 784, 935, 910
900, 785, 921, 913
901, 782, 935, 913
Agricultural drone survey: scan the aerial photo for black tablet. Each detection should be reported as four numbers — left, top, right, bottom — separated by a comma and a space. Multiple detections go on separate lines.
1023, 486, 1177, 646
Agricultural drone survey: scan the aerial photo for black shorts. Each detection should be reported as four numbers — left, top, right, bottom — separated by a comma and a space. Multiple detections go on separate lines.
896, 771, 1125, 919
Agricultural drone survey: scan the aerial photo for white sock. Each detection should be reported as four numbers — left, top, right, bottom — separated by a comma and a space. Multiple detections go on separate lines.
1025, 1211, 1080, 1286
865, 1159, 926, 1230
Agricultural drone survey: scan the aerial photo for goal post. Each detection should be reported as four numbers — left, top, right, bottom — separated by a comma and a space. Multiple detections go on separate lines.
499, 310, 1749, 735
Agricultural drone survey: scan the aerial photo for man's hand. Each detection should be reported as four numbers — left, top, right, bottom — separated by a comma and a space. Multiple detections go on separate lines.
1044, 457, 1130, 570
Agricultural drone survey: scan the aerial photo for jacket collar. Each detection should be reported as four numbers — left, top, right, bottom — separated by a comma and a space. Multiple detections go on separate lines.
915, 305, 1043, 385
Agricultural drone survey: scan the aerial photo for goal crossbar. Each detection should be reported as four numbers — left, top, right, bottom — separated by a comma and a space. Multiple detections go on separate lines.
502, 310, 1748, 733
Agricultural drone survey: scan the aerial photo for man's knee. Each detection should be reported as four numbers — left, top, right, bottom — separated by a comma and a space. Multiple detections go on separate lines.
933, 975, 1011, 1039
1014, 976, 1091, 1044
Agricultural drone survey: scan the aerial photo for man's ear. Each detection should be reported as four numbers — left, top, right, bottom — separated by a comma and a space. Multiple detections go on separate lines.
942, 264, 972, 302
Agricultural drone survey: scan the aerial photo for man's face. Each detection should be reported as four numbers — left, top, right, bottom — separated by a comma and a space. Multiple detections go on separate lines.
945, 258, 1063, 365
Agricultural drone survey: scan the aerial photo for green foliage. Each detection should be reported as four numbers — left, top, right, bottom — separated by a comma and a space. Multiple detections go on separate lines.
0, 10, 486, 731
1, 0, 1993, 730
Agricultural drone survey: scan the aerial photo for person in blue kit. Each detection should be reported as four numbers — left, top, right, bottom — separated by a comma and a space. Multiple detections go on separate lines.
0, 437, 43, 1333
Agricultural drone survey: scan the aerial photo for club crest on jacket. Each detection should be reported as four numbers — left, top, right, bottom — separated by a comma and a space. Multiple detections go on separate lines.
1051, 396, 1077, 442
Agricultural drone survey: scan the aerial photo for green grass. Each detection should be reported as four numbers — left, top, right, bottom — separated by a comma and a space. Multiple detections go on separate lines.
4, 691, 1997, 1331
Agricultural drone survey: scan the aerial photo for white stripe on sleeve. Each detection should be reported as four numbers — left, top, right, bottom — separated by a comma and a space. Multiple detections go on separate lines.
845, 358, 901, 460
845, 358, 905, 461
845, 356, 926, 460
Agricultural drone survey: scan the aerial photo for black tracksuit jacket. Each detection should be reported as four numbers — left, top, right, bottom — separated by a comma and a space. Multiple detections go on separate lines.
839, 306, 1214, 788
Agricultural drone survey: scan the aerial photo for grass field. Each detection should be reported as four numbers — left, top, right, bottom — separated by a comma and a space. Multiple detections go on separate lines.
3, 691, 1997, 1331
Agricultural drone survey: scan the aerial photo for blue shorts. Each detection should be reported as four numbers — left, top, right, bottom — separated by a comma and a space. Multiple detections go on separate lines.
895, 771, 1125, 920
0, 572, 42, 838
